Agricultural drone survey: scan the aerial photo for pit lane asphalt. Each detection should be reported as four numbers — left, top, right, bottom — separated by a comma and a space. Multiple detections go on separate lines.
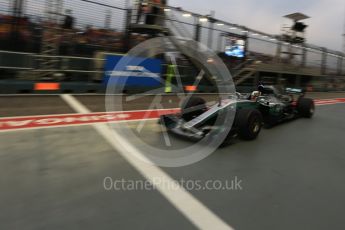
0, 94, 345, 230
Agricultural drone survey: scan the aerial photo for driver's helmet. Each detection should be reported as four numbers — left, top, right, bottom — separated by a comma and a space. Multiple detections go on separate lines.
251, 91, 261, 100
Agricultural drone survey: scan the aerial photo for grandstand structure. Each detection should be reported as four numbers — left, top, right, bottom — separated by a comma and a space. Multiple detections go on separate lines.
127, 3, 345, 92
0, 0, 345, 93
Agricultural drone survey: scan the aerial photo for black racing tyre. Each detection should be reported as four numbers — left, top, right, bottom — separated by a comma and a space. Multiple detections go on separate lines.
181, 97, 206, 121
235, 109, 263, 140
297, 97, 315, 118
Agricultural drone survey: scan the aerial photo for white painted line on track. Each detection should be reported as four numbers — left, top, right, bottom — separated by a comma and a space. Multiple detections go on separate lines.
60, 94, 234, 230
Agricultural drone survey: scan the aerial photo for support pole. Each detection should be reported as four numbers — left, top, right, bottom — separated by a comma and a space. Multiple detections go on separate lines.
337, 52, 343, 76
321, 48, 327, 75
123, 8, 132, 52
275, 42, 282, 63
194, 18, 201, 42
301, 44, 307, 68
207, 10, 215, 49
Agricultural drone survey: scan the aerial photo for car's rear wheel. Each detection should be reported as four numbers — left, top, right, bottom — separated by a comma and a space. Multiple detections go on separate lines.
297, 97, 315, 118
235, 109, 263, 140
181, 97, 206, 121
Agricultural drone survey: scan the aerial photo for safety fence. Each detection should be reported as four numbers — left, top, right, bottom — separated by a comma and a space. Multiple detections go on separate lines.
0, 0, 128, 54
0, 0, 345, 92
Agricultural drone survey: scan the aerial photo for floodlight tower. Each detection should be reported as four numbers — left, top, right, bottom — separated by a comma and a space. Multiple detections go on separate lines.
9, 0, 26, 52
38, 0, 64, 80
45, 0, 64, 24
11, 0, 25, 34
280, 13, 310, 66
12, 0, 25, 17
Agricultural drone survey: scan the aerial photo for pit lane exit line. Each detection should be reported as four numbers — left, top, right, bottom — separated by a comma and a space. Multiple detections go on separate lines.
60, 94, 234, 230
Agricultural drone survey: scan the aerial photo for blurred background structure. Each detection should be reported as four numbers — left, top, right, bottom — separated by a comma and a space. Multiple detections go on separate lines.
0, 0, 344, 93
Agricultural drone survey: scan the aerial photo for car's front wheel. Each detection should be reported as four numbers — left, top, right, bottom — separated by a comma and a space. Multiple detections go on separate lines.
235, 109, 263, 140
297, 98, 315, 118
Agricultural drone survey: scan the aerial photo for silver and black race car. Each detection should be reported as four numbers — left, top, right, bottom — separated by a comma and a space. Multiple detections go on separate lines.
160, 85, 315, 146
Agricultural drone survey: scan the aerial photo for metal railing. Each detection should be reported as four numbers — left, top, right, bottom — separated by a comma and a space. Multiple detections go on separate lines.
1, 1, 345, 86
0, 50, 104, 81
160, 5, 345, 76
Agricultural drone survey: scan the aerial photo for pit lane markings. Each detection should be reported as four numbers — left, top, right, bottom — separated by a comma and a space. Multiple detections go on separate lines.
60, 94, 234, 230
1, 98, 344, 133
314, 98, 345, 105
0, 109, 180, 132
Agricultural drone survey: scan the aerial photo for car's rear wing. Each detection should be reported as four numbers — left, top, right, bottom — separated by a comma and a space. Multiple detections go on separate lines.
285, 87, 305, 95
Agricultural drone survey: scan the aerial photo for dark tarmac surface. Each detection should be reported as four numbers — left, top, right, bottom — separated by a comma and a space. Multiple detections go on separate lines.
1, 94, 345, 230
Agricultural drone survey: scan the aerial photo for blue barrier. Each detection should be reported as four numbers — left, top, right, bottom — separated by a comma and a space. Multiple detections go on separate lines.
103, 54, 163, 89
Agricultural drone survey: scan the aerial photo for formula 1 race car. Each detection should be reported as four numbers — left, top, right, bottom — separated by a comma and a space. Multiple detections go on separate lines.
160, 85, 315, 145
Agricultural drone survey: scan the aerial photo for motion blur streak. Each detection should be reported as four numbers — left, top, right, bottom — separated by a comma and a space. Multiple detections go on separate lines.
60, 94, 234, 230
